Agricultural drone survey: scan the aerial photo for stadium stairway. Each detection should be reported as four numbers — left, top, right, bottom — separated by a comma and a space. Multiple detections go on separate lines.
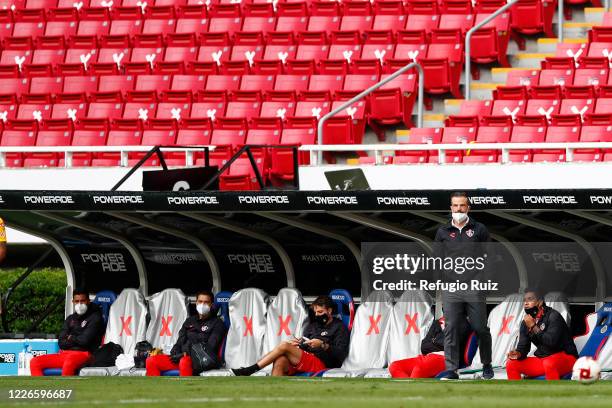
352, 5, 604, 154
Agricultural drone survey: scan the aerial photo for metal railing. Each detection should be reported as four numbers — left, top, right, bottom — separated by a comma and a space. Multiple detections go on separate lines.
316, 62, 424, 164
465, 0, 520, 100
302, 142, 612, 166
465, 0, 567, 99
0, 145, 214, 169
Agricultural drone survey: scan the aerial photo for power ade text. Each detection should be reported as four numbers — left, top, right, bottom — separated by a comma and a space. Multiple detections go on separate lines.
306, 196, 358, 205
469, 196, 507, 205
92, 196, 144, 204
590, 196, 612, 205
238, 196, 289, 204
81, 253, 127, 272
227, 254, 275, 273
376, 197, 430, 206
24, 196, 74, 204
523, 196, 577, 204
167, 196, 219, 205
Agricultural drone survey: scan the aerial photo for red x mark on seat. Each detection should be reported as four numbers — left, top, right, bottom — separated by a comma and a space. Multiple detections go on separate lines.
499, 315, 514, 335
277, 315, 292, 336
405, 313, 420, 335
243, 316, 253, 337
160, 315, 173, 337
367, 314, 381, 335
120, 315, 132, 336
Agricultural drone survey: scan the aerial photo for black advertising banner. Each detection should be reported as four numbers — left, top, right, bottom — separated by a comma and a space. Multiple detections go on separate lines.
0, 189, 611, 212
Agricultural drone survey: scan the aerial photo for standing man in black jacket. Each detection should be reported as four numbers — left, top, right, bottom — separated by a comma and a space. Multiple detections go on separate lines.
232, 295, 350, 376
506, 289, 578, 380
30, 289, 105, 376
435, 192, 494, 380
146, 290, 226, 376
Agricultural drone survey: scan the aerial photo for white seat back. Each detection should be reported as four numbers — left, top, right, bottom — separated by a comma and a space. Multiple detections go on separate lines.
104, 288, 148, 355
145, 289, 189, 350
263, 288, 308, 355
545, 292, 571, 325
225, 288, 269, 368
387, 290, 434, 362
341, 291, 394, 371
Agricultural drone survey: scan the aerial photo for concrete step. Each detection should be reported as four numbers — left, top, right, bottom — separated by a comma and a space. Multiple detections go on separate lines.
423, 113, 445, 128
444, 99, 463, 116
563, 21, 595, 38
537, 37, 587, 53
510, 53, 553, 68
490, 67, 541, 84
468, 83, 502, 100
584, 7, 605, 24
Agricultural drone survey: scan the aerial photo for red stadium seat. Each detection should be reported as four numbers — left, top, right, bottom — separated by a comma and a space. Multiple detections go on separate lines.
205, 75, 241, 92
506, 69, 541, 87
24, 119, 73, 167
240, 75, 275, 92
538, 69, 574, 87
274, 74, 309, 92
372, 15, 407, 32
370, 72, 418, 128
308, 75, 344, 94
30, 77, 63, 96
98, 75, 135, 93
458, 100, 492, 116
219, 157, 265, 191
573, 69, 609, 87
171, 75, 206, 92
176, 118, 212, 145
308, 16, 341, 34
1, 120, 38, 167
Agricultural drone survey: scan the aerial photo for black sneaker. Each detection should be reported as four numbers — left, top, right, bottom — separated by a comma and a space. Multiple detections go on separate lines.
482, 364, 494, 380
231, 367, 253, 376
438, 370, 459, 380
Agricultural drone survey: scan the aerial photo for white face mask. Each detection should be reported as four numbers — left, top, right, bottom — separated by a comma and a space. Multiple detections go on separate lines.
74, 303, 88, 316
196, 303, 210, 316
452, 212, 468, 225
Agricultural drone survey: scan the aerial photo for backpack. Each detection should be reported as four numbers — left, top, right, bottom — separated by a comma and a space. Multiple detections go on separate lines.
89, 342, 123, 367
189, 343, 220, 374
133, 341, 153, 368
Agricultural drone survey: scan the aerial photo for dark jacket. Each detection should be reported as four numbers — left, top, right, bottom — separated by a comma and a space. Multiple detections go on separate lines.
516, 305, 578, 360
170, 312, 226, 356
302, 317, 350, 368
421, 318, 471, 355
434, 217, 491, 282
58, 303, 105, 353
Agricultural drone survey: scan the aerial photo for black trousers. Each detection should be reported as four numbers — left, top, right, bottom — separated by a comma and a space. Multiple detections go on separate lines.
442, 291, 492, 371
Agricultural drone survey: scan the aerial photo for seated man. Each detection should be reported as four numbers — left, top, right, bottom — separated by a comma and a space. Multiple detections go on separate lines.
389, 316, 470, 378
506, 288, 578, 380
232, 295, 349, 376
30, 289, 104, 376
146, 290, 226, 376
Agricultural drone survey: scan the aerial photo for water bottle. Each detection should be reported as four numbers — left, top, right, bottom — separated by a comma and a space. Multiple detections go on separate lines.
17, 343, 32, 376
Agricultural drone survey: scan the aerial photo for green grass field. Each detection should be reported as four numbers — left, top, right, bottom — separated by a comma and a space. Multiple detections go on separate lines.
1, 377, 611, 408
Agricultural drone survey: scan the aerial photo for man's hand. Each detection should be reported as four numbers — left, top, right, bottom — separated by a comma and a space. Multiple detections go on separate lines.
523, 314, 536, 329
507, 350, 521, 360
286, 338, 301, 346
305, 339, 324, 349
170, 352, 184, 364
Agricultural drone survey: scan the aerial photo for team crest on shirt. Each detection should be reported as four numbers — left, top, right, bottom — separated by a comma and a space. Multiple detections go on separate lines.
539, 323, 546, 331
321, 331, 328, 336
466, 229, 474, 237
202, 325, 208, 332
81, 320, 87, 328
602, 325, 608, 334
449, 232, 457, 239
